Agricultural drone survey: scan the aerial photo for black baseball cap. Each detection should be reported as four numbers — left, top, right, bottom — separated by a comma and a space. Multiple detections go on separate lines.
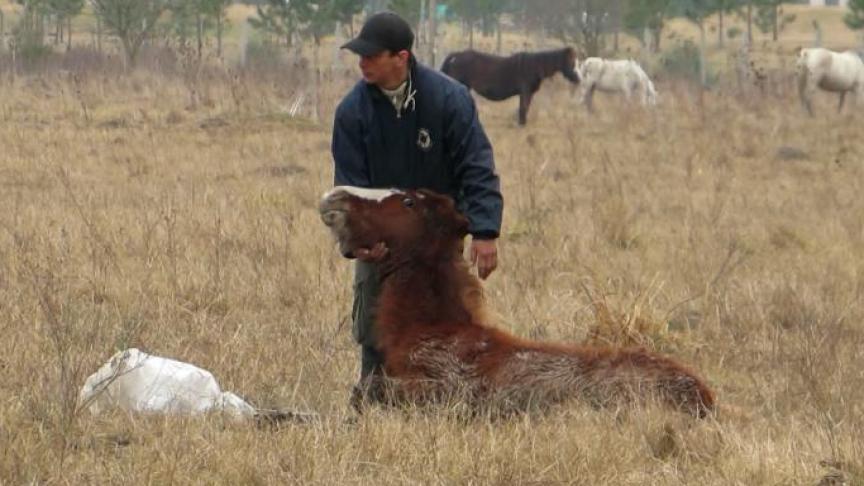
341, 12, 414, 56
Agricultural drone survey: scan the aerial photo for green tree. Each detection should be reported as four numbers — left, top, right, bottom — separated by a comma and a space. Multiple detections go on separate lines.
249, 0, 298, 48
578, 0, 612, 57
675, 0, 713, 85
168, 0, 230, 59
714, 0, 740, 47
388, 0, 422, 27
250, 0, 362, 122
92, 0, 168, 67
516, 0, 610, 56
251, 0, 362, 48
293, 0, 363, 45
45, 0, 84, 50
740, 0, 754, 44
844, 0, 864, 31
12, 0, 54, 57
330, 0, 364, 39
624, 0, 674, 52
754, 0, 792, 42
448, 0, 504, 49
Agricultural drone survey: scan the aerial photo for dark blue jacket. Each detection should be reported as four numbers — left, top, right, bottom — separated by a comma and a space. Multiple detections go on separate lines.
331, 59, 503, 239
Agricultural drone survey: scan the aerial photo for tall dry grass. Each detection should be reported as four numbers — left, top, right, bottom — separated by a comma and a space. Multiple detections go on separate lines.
1, 43, 864, 485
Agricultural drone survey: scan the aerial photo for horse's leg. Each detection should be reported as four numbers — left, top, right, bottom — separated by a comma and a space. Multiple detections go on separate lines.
518, 89, 534, 126
624, 84, 633, 104
621, 83, 634, 111
584, 86, 596, 113
838, 91, 847, 114
856, 84, 864, 112
640, 80, 652, 107
799, 72, 816, 117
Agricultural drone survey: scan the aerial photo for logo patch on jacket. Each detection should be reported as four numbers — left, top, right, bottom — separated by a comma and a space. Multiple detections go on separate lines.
417, 128, 433, 151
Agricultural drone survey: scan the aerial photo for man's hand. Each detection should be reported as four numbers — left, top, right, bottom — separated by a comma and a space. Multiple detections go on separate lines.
355, 242, 389, 262
470, 238, 498, 280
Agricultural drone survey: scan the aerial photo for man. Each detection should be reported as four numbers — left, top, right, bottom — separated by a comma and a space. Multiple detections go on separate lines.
331, 11, 503, 410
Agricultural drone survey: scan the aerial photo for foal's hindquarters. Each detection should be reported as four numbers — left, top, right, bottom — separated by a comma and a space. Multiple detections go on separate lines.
381, 326, 715, 418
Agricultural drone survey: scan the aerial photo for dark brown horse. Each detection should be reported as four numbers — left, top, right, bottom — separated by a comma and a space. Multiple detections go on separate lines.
320, 186, 715, 417
441, 47, 581, 125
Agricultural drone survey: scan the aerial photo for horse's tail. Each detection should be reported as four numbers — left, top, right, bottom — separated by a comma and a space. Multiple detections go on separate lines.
645, 79, 658, 106
632, 62, 658, 106
577, 347, 715, 418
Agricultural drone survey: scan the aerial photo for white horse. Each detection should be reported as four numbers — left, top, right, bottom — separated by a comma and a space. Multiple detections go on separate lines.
796, 47, 864, 116
577, 57, 658, 111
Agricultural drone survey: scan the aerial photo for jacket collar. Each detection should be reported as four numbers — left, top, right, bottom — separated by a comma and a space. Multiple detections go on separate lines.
366, 56, 418, 116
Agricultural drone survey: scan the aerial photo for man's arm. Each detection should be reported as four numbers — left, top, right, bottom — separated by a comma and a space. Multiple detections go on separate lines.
332, 100, 371, 187
332, 99, 386, 262
444, 86, 503, 279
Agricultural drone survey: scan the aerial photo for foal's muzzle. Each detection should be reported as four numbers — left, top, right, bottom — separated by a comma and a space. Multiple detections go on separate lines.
319, 190, 350, 228
319, 190, 355, 258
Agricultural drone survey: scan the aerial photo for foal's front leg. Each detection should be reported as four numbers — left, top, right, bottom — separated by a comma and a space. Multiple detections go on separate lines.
838, 91, 847, 114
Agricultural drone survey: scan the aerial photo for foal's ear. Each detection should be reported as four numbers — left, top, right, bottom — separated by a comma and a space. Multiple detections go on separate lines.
417, 189, 469, 237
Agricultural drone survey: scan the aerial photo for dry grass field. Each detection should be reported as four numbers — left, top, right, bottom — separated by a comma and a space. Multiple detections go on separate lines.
2, 7, 864, 486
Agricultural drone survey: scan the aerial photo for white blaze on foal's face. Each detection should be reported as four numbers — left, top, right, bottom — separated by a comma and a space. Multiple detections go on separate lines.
323, 186, 402, 203
320, 186, 408, 258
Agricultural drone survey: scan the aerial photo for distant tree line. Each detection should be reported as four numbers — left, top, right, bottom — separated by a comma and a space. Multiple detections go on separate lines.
5, 0, 864, 67
8, 0, 230, 66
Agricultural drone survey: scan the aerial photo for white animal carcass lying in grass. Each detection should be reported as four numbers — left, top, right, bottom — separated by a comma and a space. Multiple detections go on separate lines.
79, 348, 255, 419
577, 57, 658, 111
796, 47, 864, 116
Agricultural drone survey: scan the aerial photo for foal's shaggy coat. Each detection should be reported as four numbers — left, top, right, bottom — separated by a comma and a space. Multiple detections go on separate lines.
320, 187, 715, 417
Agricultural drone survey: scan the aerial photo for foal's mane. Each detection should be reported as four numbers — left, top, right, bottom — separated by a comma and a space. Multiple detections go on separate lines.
375, 198, 489, 330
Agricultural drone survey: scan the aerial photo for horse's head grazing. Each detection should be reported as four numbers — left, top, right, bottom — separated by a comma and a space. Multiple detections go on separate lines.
561, 47, 581, 84
319, 186, 469, 262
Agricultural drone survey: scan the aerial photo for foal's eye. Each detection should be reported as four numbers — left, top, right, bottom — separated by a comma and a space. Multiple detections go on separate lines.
402, 197, 415, 208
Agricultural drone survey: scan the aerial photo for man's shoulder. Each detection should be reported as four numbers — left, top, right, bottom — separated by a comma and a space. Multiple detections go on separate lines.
416, 63, 464, 94
336, 80, 371, 115
415, 62, 471, 109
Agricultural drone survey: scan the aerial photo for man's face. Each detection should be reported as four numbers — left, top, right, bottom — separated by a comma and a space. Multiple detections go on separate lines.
358, 49, 409, 88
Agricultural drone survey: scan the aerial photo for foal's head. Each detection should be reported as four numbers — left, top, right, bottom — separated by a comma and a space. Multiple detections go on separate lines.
319, 187, 469, 263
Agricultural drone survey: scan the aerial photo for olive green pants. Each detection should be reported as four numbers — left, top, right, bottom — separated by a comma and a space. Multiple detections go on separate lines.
352, 261, 384, 379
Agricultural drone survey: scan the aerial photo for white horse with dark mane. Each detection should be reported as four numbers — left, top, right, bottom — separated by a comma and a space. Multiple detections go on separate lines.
797, 47, 864, 116
577, 57, 658, 111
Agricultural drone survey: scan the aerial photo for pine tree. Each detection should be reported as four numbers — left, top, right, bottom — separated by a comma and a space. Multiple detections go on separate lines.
248, 0, 298, 48
167, 0, 231, 59
45, 0, 84, 50
754, 0, 792, 42
844, 0, 864, 31
623, 0, 675, 52
92, 0, 168, 67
